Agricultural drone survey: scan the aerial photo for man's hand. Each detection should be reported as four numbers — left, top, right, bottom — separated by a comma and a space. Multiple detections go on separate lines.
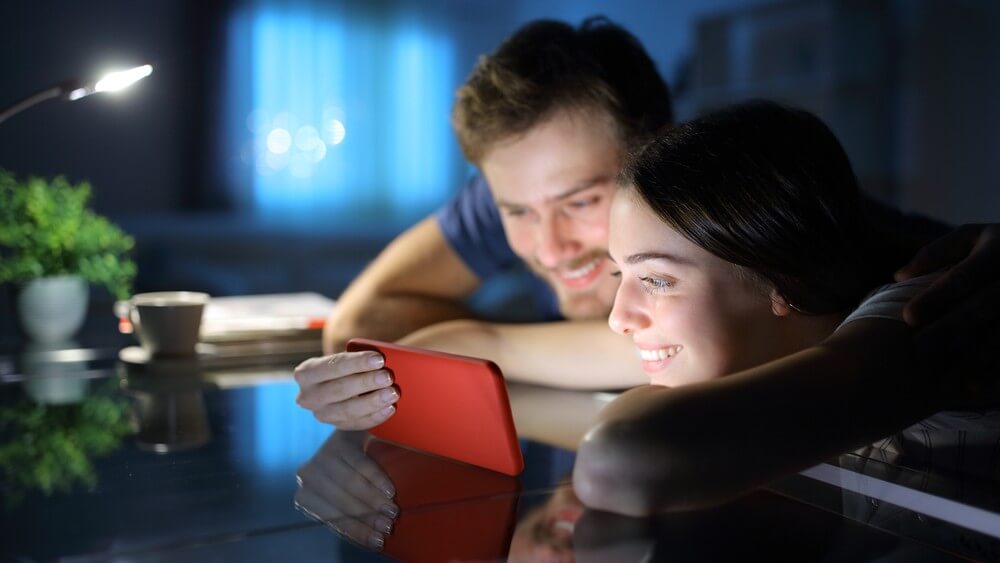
294, 351, 399, 430
895, 223, 1000, 326
295, 431, 399, 550
894, 223, 1000, 408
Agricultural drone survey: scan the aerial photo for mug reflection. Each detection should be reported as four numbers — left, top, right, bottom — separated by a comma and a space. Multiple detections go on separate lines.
119, 358, 211, 453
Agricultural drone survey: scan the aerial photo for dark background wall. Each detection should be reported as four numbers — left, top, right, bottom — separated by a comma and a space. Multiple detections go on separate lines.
2, 0, 999, 341
1, 0, 223, 214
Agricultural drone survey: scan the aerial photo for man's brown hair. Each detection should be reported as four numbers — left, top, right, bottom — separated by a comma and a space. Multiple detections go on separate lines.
452, 17, 673, 164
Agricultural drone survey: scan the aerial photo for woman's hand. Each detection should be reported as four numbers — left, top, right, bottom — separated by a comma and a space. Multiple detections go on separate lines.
294, 351, 399, 429
294, 431, 399, 550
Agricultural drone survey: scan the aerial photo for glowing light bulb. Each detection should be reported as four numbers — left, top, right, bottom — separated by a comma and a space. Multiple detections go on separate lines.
94, 65, 153, 93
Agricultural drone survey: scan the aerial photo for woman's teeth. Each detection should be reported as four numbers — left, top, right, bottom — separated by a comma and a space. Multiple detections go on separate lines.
638, 346, 683, 362
562, 258, 601, 279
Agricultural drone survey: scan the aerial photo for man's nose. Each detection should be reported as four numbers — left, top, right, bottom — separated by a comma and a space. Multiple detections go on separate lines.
535, 214, 580, 268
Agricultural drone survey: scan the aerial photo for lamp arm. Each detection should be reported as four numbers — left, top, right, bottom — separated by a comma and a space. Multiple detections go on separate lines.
0, 84, 71, 125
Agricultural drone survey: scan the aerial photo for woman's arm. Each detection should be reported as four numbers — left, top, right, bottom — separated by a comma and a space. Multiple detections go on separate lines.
399, 319, 647, 390
572, 318, 942, 516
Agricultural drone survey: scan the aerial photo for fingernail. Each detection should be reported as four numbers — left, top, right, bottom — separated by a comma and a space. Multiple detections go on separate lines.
368, 354, 385, 369
374, 515, 394, 534
380, 387, 399, 403
380, 502, 399, 518
375, 370, 391, 386
379, 480, 396, 498
368, 531, 385, 550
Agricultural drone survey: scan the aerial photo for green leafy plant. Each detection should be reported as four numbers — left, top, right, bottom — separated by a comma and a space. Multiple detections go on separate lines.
0, 381, 133, 508
0, 168, 136, 299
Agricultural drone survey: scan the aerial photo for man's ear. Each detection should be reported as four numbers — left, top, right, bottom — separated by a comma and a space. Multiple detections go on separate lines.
770, 290, 793, 317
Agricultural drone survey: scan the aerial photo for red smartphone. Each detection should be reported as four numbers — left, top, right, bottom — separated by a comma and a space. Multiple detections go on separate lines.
345, 338, 524, 476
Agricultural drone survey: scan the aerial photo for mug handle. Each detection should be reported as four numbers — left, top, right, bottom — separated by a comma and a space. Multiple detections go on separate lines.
114, 299, 138, 335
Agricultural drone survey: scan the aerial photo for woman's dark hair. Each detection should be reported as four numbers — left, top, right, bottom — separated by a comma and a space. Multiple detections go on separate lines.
453, 16, 673, 163
620, 101, 895, 315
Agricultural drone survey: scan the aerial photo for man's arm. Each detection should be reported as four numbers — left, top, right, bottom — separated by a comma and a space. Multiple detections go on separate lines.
298, 317, 645, 430
323, 216, 481, 353
399, 319, 647, 390
506, 383, 618, 450
572, 318, 943, 516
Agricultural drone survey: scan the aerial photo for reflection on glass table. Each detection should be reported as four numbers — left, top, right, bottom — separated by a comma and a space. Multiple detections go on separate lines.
298, 450, 976, 563
120, 361, 212, 453
296, 430, 520, 560
0, 342, 999, 562
0, 375, 132, 508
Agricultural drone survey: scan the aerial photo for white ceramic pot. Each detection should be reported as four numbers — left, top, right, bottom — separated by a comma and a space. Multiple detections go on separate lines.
17, 275, 89, 343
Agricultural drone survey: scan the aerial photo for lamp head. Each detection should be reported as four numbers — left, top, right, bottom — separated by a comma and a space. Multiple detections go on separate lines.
67, 64, 153, 101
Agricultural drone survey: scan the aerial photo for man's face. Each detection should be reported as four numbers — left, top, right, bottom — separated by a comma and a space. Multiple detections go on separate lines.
480, 109, 622, 320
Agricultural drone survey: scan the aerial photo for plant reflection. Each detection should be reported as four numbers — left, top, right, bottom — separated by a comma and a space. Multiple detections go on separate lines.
0, 379, 132, 508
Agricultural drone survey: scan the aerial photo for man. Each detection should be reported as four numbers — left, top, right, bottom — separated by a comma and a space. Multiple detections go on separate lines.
295, 17, 1000, 431
296, 18, 668, 428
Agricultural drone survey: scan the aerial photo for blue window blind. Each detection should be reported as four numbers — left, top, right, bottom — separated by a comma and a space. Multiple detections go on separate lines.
223, 3, 459, 227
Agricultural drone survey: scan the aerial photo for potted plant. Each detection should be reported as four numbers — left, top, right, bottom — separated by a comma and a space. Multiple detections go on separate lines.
0, 168, 136, 342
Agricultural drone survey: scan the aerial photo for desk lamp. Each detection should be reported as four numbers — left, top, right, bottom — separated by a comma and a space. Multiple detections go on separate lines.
0, 64, 153, 124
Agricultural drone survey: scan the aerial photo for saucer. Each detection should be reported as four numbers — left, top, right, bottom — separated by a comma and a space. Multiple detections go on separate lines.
118, 345, 209, 366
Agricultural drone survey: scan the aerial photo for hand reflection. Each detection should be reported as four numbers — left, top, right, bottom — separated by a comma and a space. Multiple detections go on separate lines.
299, 431, 521, 559
508, 484, 654, 563
508, 485, 582, 563
294, 430, 399, 550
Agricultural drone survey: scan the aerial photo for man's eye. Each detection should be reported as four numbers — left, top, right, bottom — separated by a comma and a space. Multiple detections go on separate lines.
568, 196, 600, 209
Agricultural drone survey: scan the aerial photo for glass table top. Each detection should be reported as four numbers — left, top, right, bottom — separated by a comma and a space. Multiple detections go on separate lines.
1, 341, 998, 562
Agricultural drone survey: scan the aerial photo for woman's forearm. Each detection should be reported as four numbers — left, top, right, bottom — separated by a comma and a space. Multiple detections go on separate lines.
574, 319, 941, 515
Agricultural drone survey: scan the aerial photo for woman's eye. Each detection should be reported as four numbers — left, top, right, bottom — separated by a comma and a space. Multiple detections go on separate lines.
639, 276, 674, 294
503, 208, 529, 218
610, 270, 622, 278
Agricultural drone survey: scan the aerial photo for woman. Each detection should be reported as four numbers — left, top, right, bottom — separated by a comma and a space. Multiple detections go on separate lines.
572, 101, 996, 516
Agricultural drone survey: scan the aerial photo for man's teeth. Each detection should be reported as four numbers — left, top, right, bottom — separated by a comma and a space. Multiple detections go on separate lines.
562, 258, 601, 279
638, 346, 683, 362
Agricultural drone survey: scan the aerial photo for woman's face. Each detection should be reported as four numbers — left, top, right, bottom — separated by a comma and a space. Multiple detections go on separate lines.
607, 189, 790, 387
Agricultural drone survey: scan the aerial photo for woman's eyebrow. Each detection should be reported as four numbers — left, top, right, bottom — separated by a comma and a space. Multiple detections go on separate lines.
624, 252, 695, 267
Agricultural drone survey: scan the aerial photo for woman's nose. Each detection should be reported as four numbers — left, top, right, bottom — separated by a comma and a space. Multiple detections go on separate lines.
608, 281, 649, 335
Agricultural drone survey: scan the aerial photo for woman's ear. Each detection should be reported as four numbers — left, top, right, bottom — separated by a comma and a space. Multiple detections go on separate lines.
770, 290, 794, 317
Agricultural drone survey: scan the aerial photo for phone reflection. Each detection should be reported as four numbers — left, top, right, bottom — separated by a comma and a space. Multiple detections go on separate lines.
296, 430, 521, 561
